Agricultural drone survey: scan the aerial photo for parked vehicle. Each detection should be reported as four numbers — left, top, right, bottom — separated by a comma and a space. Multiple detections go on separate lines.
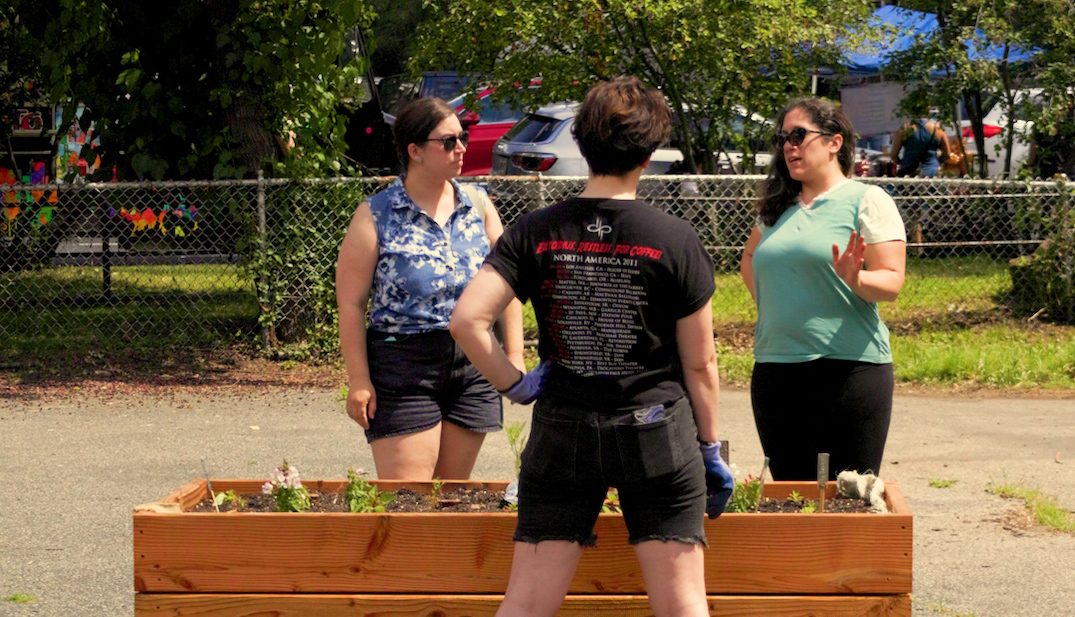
491, 102, 684, 177
493, 102, 778, 178
957, 90, 1039, 178
379, 71, 472, 120
449, 84, 538, 176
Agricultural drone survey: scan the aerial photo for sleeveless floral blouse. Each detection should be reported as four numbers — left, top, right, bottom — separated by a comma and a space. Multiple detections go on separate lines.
367, 177, 490, 334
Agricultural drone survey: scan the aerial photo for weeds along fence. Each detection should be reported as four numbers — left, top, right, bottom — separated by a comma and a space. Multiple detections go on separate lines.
0, 175, 1070, 355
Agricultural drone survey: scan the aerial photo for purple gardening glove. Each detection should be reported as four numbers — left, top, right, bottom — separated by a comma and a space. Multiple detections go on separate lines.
700, 441, 735, 519
500, 360, 551, 405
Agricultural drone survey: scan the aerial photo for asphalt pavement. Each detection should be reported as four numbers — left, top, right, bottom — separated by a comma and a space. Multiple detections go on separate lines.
1, 387, 1073, 617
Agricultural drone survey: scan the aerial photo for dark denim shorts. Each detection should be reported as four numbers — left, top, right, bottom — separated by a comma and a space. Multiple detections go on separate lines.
364, 329, 502, 442
514, 396, 707, 547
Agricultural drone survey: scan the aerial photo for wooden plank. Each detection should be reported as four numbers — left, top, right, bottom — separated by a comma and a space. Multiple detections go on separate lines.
135, 593, 912, 617
134, 481, 911, 595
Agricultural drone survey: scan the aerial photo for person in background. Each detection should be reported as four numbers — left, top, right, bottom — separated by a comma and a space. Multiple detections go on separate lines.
449, 76, 734, 617
740, 97, 906, 481
891, 107, 953, 178
336, 97, 524, 480
1028, 102, 1075, 180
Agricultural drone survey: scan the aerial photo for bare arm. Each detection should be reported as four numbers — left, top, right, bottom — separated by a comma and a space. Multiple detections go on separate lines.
890, 124, 907, 161
483, 201, 525, 373
935, 124, 953, 162
832, 233, 907, 303
336, 202, 379, 428
450, 265, 523, 391
677, 301, 720, 444
739, 227, 762, 303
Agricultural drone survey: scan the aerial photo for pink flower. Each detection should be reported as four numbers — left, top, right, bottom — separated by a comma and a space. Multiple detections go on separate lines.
262, 481, 274, 495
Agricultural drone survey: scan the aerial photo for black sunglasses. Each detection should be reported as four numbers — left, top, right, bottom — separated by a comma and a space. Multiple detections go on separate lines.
771, 127, 832, 148
417, 131, 469, 151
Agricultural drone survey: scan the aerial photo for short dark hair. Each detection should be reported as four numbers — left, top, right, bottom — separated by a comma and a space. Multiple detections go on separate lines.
392, 97, 456, 171
572, 76, 671, 176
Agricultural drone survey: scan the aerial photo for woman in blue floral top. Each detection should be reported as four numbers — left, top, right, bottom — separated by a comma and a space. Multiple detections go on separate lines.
336, 97, 525, 480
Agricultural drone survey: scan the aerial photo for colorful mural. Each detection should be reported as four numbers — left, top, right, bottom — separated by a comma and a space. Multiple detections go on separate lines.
57, 103, 102, 180
1, 161, 58, 236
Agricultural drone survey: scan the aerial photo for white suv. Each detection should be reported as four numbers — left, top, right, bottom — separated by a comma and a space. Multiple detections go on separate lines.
958, 89, 1039, 178
491, 102, 771, 177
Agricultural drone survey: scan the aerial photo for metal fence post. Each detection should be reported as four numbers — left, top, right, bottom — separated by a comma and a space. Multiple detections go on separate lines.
536, 173, 546, 211
101, 222, 112, 301
257, 170, 270, 352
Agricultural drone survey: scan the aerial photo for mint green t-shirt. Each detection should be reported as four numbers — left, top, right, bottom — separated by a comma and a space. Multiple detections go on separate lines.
752, 181, 893, 364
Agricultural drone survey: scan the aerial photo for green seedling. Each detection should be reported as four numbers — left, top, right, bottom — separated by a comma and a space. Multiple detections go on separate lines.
800, 500, 818, 514
345, 468, 394, 513
788, 490, 804, 503
429, 479, 446, 510
213, 489, 246, 510
601, 489, 621, 513
929, 477, 957, 489
725, 475, 763, 513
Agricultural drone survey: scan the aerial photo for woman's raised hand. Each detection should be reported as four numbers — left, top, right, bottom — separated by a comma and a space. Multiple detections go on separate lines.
832, 231, 867, 291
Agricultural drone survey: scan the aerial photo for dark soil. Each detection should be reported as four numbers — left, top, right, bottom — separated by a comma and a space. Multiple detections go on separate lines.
757, 495, 872, 514
190, 487, 510, 513
191, 488, 871, 514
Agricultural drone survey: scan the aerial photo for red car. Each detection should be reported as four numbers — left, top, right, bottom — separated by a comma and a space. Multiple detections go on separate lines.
449, 84, 538, 176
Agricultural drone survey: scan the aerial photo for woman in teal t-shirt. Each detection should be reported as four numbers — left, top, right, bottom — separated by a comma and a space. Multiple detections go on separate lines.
740, 98, 907, 481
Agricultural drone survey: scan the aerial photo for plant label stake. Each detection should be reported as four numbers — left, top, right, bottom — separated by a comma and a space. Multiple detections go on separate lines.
201, 458, 219, 512
817, 453, 829, 513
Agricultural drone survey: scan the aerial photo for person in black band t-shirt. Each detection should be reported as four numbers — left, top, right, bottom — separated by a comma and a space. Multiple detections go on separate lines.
450, 76, 732, 617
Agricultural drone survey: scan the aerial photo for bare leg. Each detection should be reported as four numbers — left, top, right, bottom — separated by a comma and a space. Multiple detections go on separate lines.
634, 540, 709, 617
369, 424, 442, 479
495, 541, 584, 617
433, 421, 488, 479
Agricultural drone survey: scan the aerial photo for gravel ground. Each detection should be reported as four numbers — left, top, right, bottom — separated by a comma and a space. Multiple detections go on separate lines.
1, 385, 1073, 617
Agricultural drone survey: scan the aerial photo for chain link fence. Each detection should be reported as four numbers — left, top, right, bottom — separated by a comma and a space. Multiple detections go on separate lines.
1, 175, 1070, 356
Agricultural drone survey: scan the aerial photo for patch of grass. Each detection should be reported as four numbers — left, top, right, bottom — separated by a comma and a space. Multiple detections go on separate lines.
929, 477, 957, 489
988, 479, 1075, 534
4, 592, 37, 604
928, 600, 978, 616
893, 325, 1075, 389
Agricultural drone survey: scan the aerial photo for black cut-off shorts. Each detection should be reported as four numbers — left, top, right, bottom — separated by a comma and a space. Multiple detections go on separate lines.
364, 329, 502, 442
515, 396, 707, 547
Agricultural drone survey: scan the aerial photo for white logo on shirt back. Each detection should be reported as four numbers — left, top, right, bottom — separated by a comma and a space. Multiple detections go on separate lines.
587, 217, 611, 239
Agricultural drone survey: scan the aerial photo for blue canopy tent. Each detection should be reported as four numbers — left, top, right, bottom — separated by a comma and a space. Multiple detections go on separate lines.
837, 5, 1038, 77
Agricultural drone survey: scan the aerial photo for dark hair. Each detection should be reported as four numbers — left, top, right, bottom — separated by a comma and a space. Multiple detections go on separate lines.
392, 97, 456, 171
572, 76, 671, 176
757, 98, 855, 227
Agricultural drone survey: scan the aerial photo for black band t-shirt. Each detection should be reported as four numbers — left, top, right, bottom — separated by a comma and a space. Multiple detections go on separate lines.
485, 197, 715, 411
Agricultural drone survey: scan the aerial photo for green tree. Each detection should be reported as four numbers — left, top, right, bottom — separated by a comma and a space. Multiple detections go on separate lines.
883, 0, 1038, 179
5, 0, 376, 181
412, 0, 875, 173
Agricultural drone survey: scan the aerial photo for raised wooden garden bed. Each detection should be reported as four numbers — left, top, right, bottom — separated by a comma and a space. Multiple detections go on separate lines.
134, 479, 912, 616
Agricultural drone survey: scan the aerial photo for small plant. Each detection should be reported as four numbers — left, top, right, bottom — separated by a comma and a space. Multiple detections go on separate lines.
788, 490, 804, 503
261, 460, 311, 512
799, 500, 818, 514
929, 477, 957, 489
504, 421, 529, 477
428, 479, 446, 510
601, 489, 621, 513
344, 467, 394, 513
725, 474, 764, 513
213, 489, 246, 511
4, 592, 36, 604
